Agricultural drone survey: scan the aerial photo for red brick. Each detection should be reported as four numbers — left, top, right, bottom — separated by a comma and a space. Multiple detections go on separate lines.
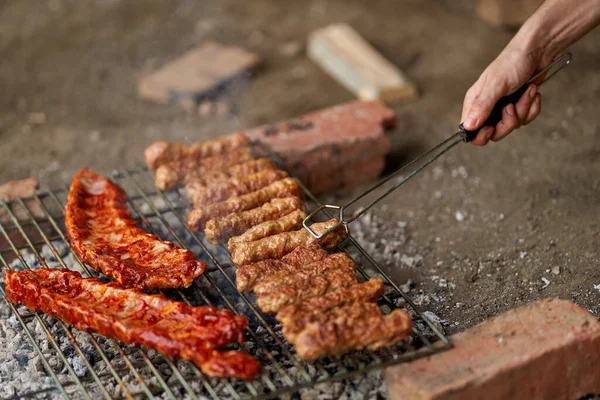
244, 100, 395, 193
244, 100, 395, 156
303, 155, 385, 194
137, 41, 260, 105
0, 178, 48, 261
0, 178, 45, 223
0, 177, 39, 202
385, 298, 600, 400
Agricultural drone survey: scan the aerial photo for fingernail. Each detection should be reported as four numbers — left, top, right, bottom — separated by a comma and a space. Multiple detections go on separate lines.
465, 113, 478, 129
529, 85, 537, 99
505, 104, 514, 116
482, 127, 493, 141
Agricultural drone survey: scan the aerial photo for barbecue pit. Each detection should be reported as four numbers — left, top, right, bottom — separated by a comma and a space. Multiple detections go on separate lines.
0, 143, 449, 399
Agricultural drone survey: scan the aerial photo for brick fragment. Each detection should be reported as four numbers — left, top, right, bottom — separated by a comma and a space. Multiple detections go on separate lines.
477, 0, 542, 28
0, 178, 44, 223
137, 41, 260, 105
385, 298, 600, 400
0, 178, 39, 202
302, 155, 385, 195
244, 100, 395, 193
0, 177, 47, 261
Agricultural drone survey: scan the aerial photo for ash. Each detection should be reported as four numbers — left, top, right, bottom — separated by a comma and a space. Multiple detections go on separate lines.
289, 370, 387, 400
350, 210, 423, 269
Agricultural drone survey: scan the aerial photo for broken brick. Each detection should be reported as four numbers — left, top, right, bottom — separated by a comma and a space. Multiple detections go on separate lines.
0, 178, 39, 202
0, 177, 48, 261
244, 100, 396, 193
137, 41, 260, 105
385, 298, 600, 400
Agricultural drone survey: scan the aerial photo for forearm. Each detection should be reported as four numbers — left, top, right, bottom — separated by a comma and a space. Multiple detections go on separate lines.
512, 0, 600, 61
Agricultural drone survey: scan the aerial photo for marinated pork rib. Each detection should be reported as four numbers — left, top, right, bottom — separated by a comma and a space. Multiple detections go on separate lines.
254, 253, 357, 314
293, 302, 413, 360
155, 147, 254, 191
144, 134, 249, 170
204, 197, 305, 244
228, 209, 306, 248
184, 158, 278, 195
190, 169, 288, 207
229, 219, 346, 266
277, 278, 384, 341
235, 243, 328, 292
188, 178, 302, 231
3, 268, 260, 380
65, 168, 205, 289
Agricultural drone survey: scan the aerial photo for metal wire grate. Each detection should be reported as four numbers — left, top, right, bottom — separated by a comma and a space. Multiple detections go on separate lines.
0, 143, 450, 399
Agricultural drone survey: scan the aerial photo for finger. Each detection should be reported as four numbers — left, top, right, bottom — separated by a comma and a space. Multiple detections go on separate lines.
524, 93, 542, 125
463, 92, 499, 131
461, 85, 479, 124
514, 84, 537, 124
491, 104, 520, 142
461, 74, 507, 131
470, 126, 495, 146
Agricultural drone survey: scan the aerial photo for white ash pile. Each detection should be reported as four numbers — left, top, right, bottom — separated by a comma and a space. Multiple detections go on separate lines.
350, 209, 423, 270
288, 370, 387, 400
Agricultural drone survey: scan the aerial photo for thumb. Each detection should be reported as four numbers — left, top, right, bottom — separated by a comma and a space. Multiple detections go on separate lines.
462, 92, 499, 131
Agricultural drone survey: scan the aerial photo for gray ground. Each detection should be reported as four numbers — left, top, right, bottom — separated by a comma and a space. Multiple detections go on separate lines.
0, 0, 599, 396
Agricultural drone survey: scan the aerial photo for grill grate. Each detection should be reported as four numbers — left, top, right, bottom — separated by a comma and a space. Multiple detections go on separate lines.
0, 143, 450, 399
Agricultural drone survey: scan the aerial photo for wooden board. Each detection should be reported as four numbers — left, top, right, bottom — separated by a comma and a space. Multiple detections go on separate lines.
137, 41, 260, 105
477, 0, 542, 28
307, 23, 417, 103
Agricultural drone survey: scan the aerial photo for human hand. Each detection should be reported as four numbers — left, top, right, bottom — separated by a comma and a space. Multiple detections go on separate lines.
461, 47, 546, 145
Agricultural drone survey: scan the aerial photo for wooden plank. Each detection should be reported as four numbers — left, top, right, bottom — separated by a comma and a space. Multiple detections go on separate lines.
477, 0, 542, 28
307, 23, 417, 103
137, 41, 260, 105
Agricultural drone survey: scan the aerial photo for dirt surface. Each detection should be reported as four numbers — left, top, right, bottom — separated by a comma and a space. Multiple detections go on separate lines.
1, 0, 599, 338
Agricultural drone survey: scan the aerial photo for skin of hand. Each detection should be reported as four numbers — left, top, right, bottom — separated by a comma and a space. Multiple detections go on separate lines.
461, 0, 600, 146
461, 47, 545, 145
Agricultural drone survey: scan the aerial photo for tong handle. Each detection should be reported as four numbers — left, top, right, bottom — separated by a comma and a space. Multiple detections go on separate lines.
459, 84, 529, 142
460, 52, 572, 142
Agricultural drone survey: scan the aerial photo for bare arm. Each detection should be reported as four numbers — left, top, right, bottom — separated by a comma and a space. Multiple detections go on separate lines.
461, 0, 600, 146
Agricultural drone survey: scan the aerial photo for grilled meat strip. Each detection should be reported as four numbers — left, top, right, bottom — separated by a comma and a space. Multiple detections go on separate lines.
293, 302, 413, 360
191, 169, 288, 207
155, 147, 254, 191
65, 168, 205, 289
228, 209, 306, 248
144, 134, 250, 170
235, 243, 328, 292
144, 142, 188, 171
184, 158, 278, 194
188, 178, 302, 231
277, 278, 384, 341
230, 219, 346, 266
253, 252, 355, 295
3, 268, 260, 380
254, 253, 357, 314
204, 197, 305, 244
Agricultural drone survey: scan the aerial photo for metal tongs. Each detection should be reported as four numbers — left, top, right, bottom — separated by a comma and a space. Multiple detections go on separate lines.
303, 52, 572, 239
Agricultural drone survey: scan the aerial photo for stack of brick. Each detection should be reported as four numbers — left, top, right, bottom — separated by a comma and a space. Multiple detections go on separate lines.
243, 100, 396, 194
